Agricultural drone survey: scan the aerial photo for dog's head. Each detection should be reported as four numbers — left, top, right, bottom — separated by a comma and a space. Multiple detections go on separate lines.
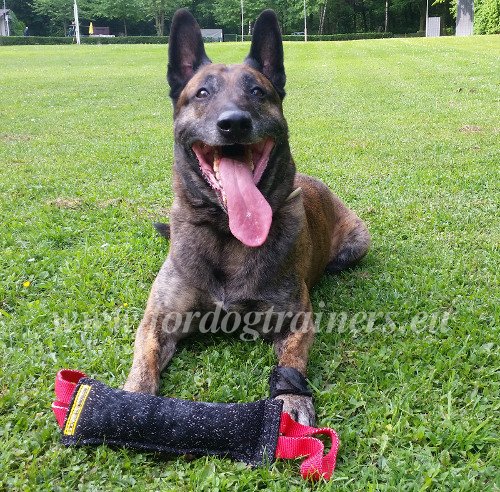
167, 9, 294, 248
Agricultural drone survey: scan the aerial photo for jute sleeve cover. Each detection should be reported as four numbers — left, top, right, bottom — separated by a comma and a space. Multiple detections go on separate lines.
61, 378, 283, 466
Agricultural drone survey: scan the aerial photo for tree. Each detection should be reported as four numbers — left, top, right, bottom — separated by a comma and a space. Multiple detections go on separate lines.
390, 0, 427, 32
212, 0, 259, 33
475, 0, 500, 32
90, 0, 141, 36
8, 10, 26, 35
210, 0, 303, 34
8, 0, 45, 35
31, 0, 85, 35
140, 0, 182, 35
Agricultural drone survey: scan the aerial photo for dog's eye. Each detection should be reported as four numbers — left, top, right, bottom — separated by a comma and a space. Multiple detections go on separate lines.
251, 87, 265, 97
196, 88, 210, 99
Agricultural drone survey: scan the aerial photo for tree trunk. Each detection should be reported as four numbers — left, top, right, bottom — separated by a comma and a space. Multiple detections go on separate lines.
155, 11, 165, 36
385, 0, 389, 32
419, 0, 426, 31
123, 19, 127, 36
360, 0, 368, 31
319, 4, 327, 34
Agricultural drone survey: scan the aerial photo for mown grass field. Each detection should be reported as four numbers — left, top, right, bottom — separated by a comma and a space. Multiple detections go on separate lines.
0, 36, 499, 491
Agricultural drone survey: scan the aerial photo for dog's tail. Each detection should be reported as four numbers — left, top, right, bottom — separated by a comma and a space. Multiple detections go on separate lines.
153, 222, 171, 240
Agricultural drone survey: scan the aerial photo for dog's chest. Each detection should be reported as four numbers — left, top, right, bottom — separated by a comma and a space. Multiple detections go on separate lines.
170, 195, 305, 313
172, 234, 299, 313
199, 250, 281, 311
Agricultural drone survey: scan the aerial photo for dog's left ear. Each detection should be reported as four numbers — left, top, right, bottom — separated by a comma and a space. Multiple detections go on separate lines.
167, 9, 211, 103
244, 10, 286, 99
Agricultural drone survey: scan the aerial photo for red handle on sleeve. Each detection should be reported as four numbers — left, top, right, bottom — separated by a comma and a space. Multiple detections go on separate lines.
275, 411, 340, 480
52, 369, 87, 428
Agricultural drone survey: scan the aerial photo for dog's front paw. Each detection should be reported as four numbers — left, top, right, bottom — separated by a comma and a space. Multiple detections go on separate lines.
275, 394, 315, 426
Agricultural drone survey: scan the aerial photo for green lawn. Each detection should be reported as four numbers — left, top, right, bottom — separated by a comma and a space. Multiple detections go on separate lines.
0, 37, 498, 491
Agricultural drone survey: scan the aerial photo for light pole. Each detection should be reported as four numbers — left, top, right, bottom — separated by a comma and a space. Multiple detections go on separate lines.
425, 0, 429, 36
240, 0, 244, 41
303, 0, 308, 41
3, 0, 9, 36
73, 0, 80, 44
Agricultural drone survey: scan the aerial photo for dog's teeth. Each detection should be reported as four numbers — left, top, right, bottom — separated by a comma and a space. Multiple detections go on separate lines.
213, 149, 220, 172
245, 146, 254, 171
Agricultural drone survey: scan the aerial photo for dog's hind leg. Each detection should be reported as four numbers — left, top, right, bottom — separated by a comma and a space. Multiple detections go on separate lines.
325, 194, 370, 274
153, 222, 171, 240
297, 174, 370, 276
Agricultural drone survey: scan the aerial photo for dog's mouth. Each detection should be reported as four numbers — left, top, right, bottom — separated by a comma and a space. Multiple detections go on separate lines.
192, 139, 274, 247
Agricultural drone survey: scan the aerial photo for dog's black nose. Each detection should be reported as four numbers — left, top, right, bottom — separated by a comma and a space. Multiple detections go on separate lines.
217, 110, 252, 138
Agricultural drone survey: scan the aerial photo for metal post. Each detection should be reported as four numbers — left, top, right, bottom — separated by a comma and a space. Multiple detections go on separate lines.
3, 0, 9, 36
73, 0, 80, 44
425, 0, 429, 36
304, 0, 307, 41
240, 0, 244, 41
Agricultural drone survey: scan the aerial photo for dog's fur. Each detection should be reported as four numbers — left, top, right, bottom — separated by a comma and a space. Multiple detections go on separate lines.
124, 9, 370, 425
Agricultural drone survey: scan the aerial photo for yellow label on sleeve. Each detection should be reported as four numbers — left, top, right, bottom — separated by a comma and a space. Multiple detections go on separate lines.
63, 384, 91, 436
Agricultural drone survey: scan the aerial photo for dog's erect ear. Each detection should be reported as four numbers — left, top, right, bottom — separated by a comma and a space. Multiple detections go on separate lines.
167, 9, 211, 103
244, 10, 286, 99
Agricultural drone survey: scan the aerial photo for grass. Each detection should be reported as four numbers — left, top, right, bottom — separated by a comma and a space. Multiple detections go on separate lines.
0, 36, 498, 491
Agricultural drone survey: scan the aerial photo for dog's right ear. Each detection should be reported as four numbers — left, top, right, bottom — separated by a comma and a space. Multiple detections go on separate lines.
167, 9, 211, 103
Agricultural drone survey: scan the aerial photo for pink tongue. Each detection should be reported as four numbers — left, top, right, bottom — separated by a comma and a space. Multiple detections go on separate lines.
218, 157, 272, 247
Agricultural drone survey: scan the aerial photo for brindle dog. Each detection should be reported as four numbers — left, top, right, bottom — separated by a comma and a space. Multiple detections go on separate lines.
124, 9, 370, 425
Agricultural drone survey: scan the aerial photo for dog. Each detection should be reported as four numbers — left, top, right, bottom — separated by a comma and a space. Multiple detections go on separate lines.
124, 9, 370, 426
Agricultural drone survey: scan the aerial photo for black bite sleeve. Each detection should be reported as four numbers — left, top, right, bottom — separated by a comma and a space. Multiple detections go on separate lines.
61, 378, 282, 466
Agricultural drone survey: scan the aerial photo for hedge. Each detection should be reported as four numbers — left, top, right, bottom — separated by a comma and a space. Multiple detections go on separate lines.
0, 36, 74, 45
0, 36, 168, 45
0, 32, 395, 46
255, 32, 393, 41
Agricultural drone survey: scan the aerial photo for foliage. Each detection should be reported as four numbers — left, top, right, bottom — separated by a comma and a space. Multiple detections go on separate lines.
0, 35, 169, 45
31, 0, 70, 35
475, 0, 500, 33
436, 0, 500, 32
211, 0, 263, 34
0, 35, 72, 44
255, 31, 394, 40
140, 0, 182, 35
0, 38, 499, 490
8, 0, 455, 35
0, 32, 397, 45
89, 0, 141, 35
81, 34, 168, 43
7, 0, 48, 35
31, 0, 90, 35
5, 10, 26, 35
390, 0, 427, 30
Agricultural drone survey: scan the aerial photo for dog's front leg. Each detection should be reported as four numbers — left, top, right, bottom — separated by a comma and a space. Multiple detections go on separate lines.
123, 259, 198, 394
272, 287, 316, 426
123, 315, 175, 394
